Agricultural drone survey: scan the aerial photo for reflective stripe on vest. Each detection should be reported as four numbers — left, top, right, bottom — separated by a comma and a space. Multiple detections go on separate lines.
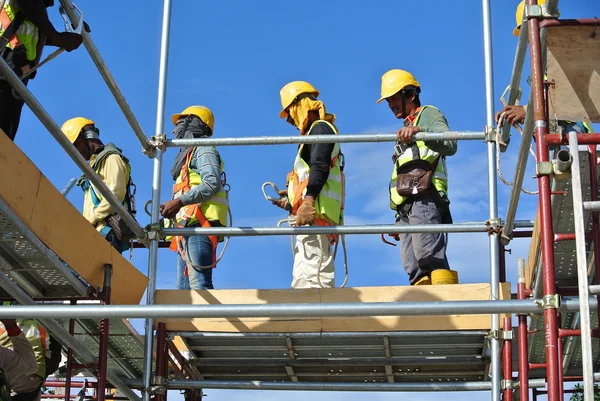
287, 120, 344, 226
0, 319, 47, 378
0, 0, 39, 61
389, 105, 449, 209
172, 147, 229, 227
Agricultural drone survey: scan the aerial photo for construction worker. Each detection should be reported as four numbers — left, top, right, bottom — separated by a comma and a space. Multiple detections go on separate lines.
160, 105, 229, 290
0, 318, 37, 401
61, 117, 136, 253
0, 316, 58, 401
495, 0, 593, 135
0, 0, 82, 141
377, 69, 458, 286
273, 81, 344, 289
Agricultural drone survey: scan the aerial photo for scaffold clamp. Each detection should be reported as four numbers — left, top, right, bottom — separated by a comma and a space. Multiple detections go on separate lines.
485, 218, 503, 236
536, 161, 553, 177
488, 329, 513, 341
501, 379, 517, 390
152, 376, 167, 395
536, 294, 561, 310
148, 133, 167, 154
525, 4, 559, 20
484, 125, 498, 143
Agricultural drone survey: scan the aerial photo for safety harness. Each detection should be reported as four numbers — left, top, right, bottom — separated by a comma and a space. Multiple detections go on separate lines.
169, 148, 219, 270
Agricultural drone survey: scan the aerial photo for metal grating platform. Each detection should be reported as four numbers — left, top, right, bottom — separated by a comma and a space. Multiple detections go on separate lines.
528, 150, 600, 377
0, 197, 146, 384
174, 331, 492, 383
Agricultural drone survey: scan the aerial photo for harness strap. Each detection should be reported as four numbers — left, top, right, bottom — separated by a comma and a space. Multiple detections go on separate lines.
169, 147, 219, 270
0, 9, 25, 49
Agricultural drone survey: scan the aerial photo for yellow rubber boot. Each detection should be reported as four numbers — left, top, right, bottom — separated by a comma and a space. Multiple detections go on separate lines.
431, 269, 459, 285
413, 275, 431, 286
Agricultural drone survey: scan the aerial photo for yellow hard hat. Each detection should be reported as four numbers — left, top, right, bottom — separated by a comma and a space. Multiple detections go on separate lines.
376, 69, 421, 104
171, 105, 215, 131
514, 0, 547, 36
61, 117, 95, 143
279, 81, 319, 118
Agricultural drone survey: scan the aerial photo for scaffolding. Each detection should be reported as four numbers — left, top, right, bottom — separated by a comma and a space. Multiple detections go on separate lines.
0, 0, 597, 401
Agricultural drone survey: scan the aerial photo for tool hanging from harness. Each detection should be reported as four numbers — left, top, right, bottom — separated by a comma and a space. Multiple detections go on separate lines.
167, 147, 231, 273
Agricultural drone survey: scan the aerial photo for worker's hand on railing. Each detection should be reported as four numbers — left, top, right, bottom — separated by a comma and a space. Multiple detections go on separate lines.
495, 105, 526, 126
52, 32, 83, 52
396, 126, 420, 143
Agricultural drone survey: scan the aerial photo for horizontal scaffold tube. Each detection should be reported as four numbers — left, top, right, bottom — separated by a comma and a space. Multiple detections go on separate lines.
167, 131, 485, 147
0, 297, 593, 319
162, 220, 535, 237
0, 58, 146, 240
124, 379, 549, 392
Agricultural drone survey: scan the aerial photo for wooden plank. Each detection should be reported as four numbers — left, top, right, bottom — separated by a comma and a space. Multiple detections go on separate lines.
547, 26, 600, 123
154, 289, 322, 332
321, 283, 511, 332
0, 133, 148, 304
525, 209, 541, 290
0, 130, 42, 226
155, 283, 511, 332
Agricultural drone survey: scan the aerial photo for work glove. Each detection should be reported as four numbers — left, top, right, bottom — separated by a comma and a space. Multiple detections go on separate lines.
271, 189, 290, 211
51, 32, 83, 52
295, 196, 316, 226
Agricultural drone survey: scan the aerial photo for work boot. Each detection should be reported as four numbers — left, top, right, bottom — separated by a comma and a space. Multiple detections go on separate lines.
413, 275, 431, 286
431, 269, 459, 285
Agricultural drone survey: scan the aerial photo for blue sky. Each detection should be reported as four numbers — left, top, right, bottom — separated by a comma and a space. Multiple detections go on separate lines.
14, 1, 600, 400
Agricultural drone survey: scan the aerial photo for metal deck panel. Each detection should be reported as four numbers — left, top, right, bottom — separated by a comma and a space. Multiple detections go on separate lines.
178, 331, 491, 383
0, 198, 146, 383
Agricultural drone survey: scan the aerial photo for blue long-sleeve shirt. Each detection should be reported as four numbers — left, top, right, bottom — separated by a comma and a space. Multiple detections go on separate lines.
179, 146, 223, 206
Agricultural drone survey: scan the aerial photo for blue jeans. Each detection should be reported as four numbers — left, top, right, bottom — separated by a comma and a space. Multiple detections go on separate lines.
176, 234, 215, 290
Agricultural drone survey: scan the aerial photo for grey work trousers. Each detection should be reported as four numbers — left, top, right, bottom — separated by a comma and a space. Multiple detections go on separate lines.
397, 193, 450, 284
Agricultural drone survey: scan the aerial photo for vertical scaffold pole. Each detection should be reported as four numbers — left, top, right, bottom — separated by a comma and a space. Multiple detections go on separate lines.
568, 132, 595, 400
525, 1, 560, 401
481, 0, 501, 400
517, 259, 530, 401
142, 1, 171, 401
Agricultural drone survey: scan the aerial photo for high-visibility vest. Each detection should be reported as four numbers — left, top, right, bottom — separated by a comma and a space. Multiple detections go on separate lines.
389, 106, 449, 209
172, 147, 229, 227
287, 120, 344, 227
0, 0, 39, 61
167, 147, 229, 263
0, 319, 48, 378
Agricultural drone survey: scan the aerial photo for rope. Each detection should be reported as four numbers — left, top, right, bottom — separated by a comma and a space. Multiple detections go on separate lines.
176, 188, 233, 271
496, 112, 539, 195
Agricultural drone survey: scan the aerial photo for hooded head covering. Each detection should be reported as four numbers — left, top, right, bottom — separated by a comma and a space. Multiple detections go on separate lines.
170, 116, 213, 180
288, 95, 337, 135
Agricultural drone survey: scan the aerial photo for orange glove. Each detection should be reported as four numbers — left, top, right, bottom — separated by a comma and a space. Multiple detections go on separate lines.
296, 196, 316, 226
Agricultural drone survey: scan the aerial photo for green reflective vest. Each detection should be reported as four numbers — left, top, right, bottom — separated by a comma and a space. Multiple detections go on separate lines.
0, 0, 39, 61
287, 120, 344, 225
173, 147, 229, 227
389, 106, 449, 209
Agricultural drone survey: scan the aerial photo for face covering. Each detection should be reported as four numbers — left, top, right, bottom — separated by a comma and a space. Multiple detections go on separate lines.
170, 116, 213, 180
288, 96, 337, 135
